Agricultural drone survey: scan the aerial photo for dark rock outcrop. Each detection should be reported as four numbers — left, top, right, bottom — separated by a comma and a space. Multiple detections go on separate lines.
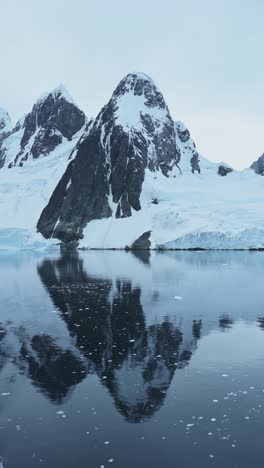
250, 154, 264, 175
190, 152, 201, 174
131, 231, 151, 250
218, 164, 233, 176
175, 121, 201, 174
177, 123, 190, 143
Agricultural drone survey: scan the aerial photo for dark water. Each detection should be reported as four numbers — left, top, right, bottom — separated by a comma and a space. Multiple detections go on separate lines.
0, 251, 264, 467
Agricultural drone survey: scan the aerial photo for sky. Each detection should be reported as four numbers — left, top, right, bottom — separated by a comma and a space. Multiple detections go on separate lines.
0, 0, 263, 169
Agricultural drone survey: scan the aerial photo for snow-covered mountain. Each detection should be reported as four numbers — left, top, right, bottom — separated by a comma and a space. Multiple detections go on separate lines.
37, 72, 236, 246
0, 86, 89, 249
0, 85, 86, 169
0, 72, 263, 250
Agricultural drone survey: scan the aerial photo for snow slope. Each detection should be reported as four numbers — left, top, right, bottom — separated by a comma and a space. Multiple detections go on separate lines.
0, 131, 84, 250
79, 168, 264, 250
0, 149, 263, 250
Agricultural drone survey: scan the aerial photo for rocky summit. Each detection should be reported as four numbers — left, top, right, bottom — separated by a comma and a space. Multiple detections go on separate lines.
0, 85, 86, 169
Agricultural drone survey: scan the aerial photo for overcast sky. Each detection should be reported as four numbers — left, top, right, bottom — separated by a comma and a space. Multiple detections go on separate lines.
1, 0, 263, 169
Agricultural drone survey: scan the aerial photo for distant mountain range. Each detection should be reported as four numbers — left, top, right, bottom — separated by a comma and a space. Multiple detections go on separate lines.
0, 72, 263, 250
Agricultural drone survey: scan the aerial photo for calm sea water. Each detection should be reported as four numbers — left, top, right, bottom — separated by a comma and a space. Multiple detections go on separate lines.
0, 250, 264, 467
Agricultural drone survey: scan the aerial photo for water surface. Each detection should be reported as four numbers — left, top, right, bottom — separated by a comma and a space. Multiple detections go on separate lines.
0, 250, 264, 467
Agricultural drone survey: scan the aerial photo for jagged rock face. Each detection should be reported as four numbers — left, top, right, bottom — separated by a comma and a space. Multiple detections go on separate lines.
175, 121, 234, 176
37, 73, 179, 242
218, 164, 233, 177
0, 108, 12, 168
176, 122, 190, 143
175, 121, 201, 173
5, 86, 86, 168
190, 153, 201, 174
250, 154, 264, 175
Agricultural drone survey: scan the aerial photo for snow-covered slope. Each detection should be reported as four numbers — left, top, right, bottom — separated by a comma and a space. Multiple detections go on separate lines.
77, 168, 264, 250
0, 130, 85, 250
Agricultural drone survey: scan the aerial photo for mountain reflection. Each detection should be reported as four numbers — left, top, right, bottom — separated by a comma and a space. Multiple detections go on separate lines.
219, 315, 233, 331
18, 334, 87, 403
34, 252, 197, 422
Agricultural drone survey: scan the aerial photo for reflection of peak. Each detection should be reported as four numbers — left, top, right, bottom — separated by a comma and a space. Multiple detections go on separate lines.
106, 320, 184, 423
37, 253, 201, 422
0, 321, 87, 403
219, 315, 233, 331
18, 334, 86, 402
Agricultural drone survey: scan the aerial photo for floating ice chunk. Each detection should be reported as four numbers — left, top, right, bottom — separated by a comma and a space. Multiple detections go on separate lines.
211, 418, 216, 422
174, 296, 183, 300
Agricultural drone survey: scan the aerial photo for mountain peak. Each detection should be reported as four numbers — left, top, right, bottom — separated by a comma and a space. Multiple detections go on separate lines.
124, 71, 155, 83
51, 84, 77, 106
2, 84, 86, 168
35, 84, 77, 108
108, 72, 170, 133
